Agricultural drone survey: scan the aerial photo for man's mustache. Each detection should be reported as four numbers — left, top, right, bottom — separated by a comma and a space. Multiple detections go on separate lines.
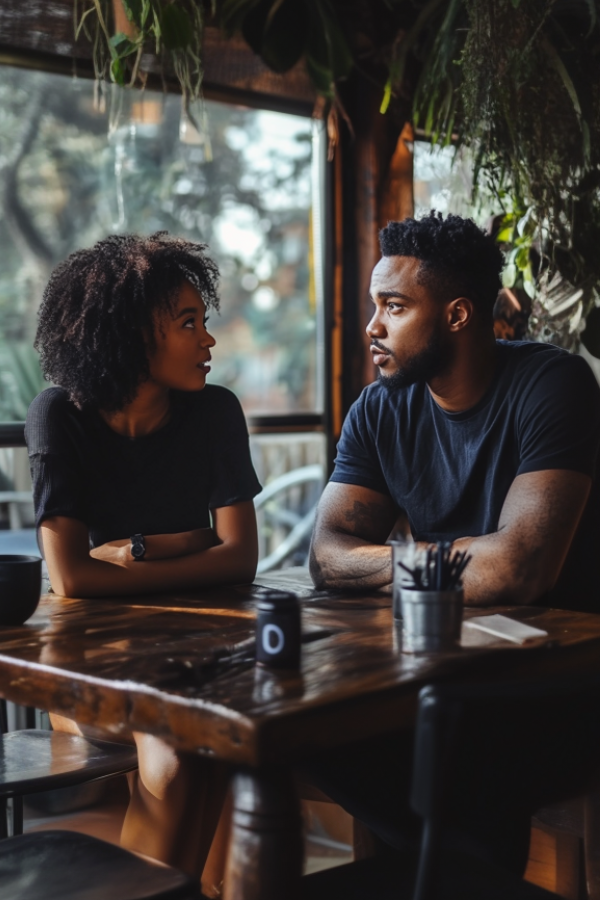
370, 339, 392, 355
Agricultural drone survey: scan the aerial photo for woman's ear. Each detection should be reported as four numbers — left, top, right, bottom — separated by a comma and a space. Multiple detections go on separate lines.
447, 297, 474, 332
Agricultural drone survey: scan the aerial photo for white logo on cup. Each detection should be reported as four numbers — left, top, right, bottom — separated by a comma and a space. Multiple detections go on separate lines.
262, 623, 285, 655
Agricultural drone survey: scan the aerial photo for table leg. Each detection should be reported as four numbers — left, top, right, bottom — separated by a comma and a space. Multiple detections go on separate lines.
223, 766, 303, 900
584, 788, 600, 900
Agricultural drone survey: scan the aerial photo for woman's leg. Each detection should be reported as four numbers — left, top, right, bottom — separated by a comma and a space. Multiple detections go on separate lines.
120, 732, 230, 879
201, 791, 233, 899
49, 715, 230, 883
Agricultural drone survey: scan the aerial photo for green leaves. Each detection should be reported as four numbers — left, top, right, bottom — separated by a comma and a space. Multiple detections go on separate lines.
219, 0, 352, 98
121, 0, 144, 27
76, 1, 204, 98
241, 0, 307, 72
160, 4, 193, 50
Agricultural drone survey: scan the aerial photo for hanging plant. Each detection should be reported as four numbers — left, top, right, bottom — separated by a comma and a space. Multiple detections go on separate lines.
383, 0, 600, 355
218, 0, 354, 153
71, 0, 600, 355
74, 0, 206, 109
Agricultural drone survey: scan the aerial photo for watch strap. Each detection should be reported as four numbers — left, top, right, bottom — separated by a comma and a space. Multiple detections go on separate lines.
130, 533, 146, 561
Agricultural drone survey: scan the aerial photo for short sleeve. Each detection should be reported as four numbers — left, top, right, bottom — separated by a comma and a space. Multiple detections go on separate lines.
330, 392, 390, 495
206, 388, 262, 509
517, 353, 600, 478
25, 388, 88, 528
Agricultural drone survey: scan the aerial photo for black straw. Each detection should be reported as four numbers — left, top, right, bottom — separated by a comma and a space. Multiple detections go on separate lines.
396, 542, 471, 591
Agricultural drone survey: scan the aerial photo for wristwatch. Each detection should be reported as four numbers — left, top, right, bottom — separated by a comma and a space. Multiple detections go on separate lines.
130, 534, 146, 561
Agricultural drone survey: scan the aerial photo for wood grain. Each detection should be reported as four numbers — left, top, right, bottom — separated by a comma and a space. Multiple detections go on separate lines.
0, 581, 600, 765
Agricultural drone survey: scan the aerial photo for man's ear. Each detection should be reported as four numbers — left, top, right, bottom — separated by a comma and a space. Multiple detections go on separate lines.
447, 297, 474, 332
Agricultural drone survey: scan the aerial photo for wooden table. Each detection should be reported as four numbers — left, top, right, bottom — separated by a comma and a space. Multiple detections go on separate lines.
2, 568, 600, 899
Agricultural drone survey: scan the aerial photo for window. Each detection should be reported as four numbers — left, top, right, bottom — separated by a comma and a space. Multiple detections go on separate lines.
0, 64, 327, 569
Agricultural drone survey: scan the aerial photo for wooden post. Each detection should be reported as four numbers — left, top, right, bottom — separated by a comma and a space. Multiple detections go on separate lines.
223, 767, 303, 900
334, 75, 413, 421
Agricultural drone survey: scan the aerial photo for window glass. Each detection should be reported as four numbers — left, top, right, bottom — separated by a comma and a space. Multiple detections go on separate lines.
0, 64, 326, 570
413, 141, 495, 224
0, 65, 322, 420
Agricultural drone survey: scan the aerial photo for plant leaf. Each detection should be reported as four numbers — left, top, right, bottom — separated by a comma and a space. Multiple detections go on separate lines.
540, 36, 582, 120
109, 32, 139, 58
160, 5, 193, 50
305, 54, 334, 97
260, 0, 308, 72
497, 226, 514, 243
110, 57, 127, 84
502, 264, 517, 288
121, 0, 143, 28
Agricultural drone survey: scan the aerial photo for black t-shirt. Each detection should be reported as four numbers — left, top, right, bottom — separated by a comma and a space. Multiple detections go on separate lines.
331, 341, 600, 612
25, 385, 262, 548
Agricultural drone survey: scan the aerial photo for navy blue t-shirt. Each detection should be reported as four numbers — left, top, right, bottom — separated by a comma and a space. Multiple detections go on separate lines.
26, 384, 261, 549
331, 341, 600, 611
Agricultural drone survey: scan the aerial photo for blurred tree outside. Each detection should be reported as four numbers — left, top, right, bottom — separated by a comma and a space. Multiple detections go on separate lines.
0, 64, 318, 421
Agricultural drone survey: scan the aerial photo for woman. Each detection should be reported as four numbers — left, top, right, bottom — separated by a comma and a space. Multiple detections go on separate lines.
25, 232, 261, 895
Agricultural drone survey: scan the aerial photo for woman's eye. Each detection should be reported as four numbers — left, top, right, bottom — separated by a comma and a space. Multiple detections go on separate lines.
203, 316, 209, 326
183, 317, 195, 329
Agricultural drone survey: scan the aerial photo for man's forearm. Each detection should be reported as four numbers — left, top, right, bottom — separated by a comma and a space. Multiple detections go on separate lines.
451, 532, 549, 607
309, 532, 392, 591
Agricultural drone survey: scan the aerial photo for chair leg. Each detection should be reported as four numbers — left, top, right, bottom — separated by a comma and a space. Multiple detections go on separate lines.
11, 795, 23, 836
0, 798, 7, 839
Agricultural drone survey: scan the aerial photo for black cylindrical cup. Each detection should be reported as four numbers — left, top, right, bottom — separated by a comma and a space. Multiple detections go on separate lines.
0, 555, 42, 626
256, 590, 301, 670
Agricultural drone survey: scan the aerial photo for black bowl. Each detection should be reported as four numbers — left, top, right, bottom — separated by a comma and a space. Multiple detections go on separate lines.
0, 555, 42, 626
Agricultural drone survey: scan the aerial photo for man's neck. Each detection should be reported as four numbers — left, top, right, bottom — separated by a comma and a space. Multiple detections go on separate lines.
427, 331, 499, 413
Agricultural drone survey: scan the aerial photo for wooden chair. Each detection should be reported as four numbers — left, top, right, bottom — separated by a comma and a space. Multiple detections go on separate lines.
302, 673, 600, 900
0, 700, 138, 837
0, 829, 200, 899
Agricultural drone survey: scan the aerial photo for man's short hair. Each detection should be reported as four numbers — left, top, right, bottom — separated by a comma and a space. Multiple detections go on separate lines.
379, 212, 503, 318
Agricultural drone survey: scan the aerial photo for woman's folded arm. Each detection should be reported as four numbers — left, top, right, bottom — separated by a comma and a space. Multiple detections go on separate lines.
40, 501, 258, 598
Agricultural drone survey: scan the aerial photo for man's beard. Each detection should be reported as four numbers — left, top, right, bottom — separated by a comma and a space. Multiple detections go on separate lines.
375, 325, 451, 392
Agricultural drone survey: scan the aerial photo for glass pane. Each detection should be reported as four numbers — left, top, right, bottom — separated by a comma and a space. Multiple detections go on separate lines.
413, 141, 495, 224
0, 64, 326, 570
0, 65, 322, 421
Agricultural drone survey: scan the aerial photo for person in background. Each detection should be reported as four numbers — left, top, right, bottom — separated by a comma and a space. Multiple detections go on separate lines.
26, 232, 261, 896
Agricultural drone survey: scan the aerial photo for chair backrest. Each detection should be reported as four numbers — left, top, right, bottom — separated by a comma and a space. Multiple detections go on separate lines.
410, 671, 600, 900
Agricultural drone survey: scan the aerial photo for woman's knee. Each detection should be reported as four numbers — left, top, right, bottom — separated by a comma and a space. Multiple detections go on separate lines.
133, 732, 205, 800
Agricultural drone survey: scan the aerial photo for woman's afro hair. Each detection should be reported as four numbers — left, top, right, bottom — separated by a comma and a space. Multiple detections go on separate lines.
379, 212, 503, 317
35, 232, 220, 411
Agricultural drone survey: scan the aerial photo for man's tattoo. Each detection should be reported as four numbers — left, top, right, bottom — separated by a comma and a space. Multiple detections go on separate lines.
343, 501, 385, 537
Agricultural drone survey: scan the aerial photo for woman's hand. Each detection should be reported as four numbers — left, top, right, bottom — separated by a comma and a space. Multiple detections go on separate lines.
89, 528, 217, 565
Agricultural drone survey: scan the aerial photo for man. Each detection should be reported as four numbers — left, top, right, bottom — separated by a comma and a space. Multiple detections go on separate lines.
310, 212, 600, 611
303, 213, 600, 873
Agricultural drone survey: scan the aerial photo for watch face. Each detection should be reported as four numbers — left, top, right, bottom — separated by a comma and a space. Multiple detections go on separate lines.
131, 535, 145, 560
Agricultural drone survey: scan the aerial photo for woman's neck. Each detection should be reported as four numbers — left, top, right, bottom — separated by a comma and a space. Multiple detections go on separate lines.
99, 382, 172, 438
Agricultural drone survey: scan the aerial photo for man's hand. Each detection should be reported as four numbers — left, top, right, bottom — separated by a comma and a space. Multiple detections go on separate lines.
309, 471, 592, 605
89, 528, 216, 565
